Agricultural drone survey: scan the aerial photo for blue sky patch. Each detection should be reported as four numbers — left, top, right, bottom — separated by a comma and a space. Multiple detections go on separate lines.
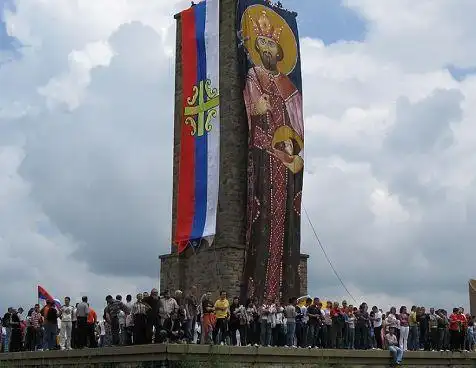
281, 0, 367, 44
447, 64, 476, 82
0, 0, 19, 61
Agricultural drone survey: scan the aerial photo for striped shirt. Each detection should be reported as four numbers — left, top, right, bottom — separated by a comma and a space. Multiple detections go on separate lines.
30, 311, 42, 328
105, 300, 129, 318
132, 302, 149, 316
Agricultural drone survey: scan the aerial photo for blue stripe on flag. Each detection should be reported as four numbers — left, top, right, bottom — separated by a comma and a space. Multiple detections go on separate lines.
191, 1, 208, 240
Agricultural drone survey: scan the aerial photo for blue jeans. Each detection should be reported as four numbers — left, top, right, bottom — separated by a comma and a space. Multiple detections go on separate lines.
409, 325, 418, 350
466, 331, 475, 350
259, 320, 271, 346
348, 328, 355, 349
389, 345, 404, 364
43, 323, 57, 350
307, 324, 318, 347
286, 321, 296, 346
4, 328, 11, 352
184, 317, 195, 343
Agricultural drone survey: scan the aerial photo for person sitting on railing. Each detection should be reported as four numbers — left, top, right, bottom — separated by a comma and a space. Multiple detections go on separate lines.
386, 327, 403, 366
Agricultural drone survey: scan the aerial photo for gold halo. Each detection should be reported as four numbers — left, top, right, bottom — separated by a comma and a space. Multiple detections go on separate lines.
241, 4, 298, 75
272, 126, 303, 152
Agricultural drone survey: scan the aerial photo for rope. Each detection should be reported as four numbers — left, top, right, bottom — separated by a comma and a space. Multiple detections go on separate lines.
303, 205, 357, 304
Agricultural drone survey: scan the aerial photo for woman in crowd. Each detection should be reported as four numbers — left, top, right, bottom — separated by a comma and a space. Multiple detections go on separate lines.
200, 293, 215, 345
229, 297, 241, 346
273, 301, 285, 347
346, 307, 355, 349
398, 306, 409, 351
9, 309, 22, 352
330, 302, 345, 349
449, 308, 462, 351
465, 316, 475, 351
235, 300, 249, 346
246, 298, 259, 346
408, 306, 418, 351
355, 303, 370, 350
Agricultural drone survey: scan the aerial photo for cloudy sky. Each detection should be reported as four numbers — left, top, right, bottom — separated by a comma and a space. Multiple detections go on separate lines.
1, 0, 476, 313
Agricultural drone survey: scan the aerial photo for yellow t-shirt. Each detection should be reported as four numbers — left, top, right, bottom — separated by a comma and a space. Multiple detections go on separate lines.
214, 299, 229, 319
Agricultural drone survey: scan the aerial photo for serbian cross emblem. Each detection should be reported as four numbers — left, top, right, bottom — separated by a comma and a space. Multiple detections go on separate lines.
184, 79, 220, 137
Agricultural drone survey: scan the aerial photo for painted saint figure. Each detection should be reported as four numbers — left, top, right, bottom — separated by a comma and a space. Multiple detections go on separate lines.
240, 5, 304, 304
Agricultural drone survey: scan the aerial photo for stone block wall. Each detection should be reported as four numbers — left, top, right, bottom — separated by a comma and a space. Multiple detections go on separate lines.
160, 249, 309, 300
299, 254, 309, 296
160, 246, 245, 299
469, 280, 476, 316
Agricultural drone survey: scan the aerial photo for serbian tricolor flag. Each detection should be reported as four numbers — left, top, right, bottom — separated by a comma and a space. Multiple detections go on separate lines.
38, 285, 61, 309
175, 0, 220, 253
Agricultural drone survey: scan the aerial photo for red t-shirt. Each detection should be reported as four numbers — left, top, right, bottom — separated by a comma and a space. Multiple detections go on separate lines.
330, 307, 341, 318
449, 314, 461, 331
458, 314, 467, 330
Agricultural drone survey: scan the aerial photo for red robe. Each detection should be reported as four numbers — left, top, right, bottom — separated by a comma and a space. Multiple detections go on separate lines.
242, 65, 305, 304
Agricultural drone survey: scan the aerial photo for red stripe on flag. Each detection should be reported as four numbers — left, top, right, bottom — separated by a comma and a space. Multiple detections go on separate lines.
175, 7, 198, 252
38, 285, 53, 301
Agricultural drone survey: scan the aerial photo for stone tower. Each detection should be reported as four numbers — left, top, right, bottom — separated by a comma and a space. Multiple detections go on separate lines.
469, 279, 476, 316
159, 0, 308, 300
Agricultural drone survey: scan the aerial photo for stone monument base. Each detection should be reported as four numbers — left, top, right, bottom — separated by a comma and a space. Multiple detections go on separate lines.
1, 344, 475, 367
160, 246, 309, 299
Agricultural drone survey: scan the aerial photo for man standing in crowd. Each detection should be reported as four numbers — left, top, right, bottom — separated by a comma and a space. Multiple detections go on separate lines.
428, 308, 438, 351
306, 298, 322, 348
143, 289, 161, 343
132, 293, 150, 345
184, 286, 198, 344
284, 297, 297, 347
87, 305, 97, 348
372, 306, 383, 349
213, 291, 229, 345
104, 295, 129, 346
71, 303, 77, 349
418, 307, 429, 350
161, 290, 179, 333
30, 304, 42, 351
2, 308, 12, 353
59, 297, 74, 350
76, 296, 89, 349
116, 296, 127, 345
42, 300, 58, 350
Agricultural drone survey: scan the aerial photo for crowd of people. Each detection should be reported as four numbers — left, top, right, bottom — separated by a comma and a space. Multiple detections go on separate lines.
1, 287, 474, 366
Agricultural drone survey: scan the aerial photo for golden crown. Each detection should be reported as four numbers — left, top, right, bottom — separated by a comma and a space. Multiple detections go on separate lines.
249, 10, 283, 43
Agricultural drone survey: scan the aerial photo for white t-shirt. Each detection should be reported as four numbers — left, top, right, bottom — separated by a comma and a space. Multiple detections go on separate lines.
61, 305, 75, 322
301, 306, 308, 324
118, 310, 126, 326
99, 321, 106, 336
373, 311, 382, 328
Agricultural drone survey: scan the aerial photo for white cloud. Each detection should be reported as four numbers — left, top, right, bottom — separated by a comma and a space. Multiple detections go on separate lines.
38, 41, 114, 110
0, 0, 475, 314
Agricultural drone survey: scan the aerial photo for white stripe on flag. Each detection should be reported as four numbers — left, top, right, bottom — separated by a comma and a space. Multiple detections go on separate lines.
203, 0, 220, 238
